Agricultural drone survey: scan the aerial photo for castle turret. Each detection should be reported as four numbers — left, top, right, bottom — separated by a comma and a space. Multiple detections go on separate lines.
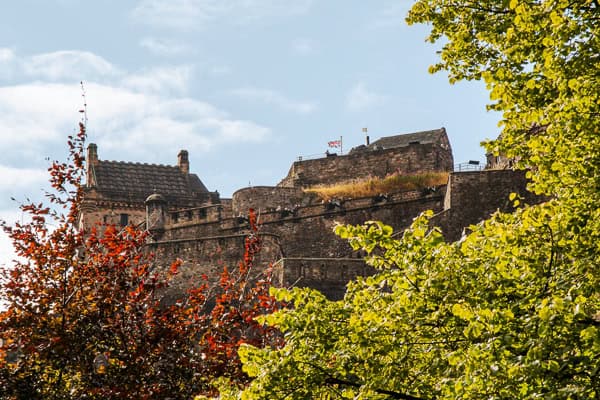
145, 193, 167, 239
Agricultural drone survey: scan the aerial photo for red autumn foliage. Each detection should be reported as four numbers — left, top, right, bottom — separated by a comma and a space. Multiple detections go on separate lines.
0, 122, 283, 399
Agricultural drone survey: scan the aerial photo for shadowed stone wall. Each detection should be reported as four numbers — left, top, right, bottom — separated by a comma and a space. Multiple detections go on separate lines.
432, 169, 542, 241
231, 186, 309, 214
273, 258, 376, 300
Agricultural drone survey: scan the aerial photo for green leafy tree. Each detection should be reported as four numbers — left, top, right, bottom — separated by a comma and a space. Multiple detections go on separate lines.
407, 0, 600, 203
224, 1, 600, 399
238, 209, 599, 399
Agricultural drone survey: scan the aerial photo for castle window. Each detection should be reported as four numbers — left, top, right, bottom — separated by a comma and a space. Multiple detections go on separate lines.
172, 213, 178, 223
186, 210, 193, 220
120, 213, 129, 226
199, 208, 207, 218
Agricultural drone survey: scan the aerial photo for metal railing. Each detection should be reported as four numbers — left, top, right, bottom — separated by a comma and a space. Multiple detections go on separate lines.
454, 161, 485, 172
296, 151, 342, 162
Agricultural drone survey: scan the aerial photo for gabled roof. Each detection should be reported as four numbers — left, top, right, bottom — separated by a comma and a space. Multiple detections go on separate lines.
90, 160, 209, 204
367, 128, 447, 150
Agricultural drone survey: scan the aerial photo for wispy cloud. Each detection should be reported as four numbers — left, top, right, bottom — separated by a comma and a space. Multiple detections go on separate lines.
230, 87, 316, 114
345, 82, 386, 112
0, 166, 47, 192
0, 82, 269, 159
140, 37, 190, 56
0, 49, 271, 196
23, 51, 120, 81
131, 0, 313, 30
291, 38, 314, 56
0, 48, 15, 62
122, 65, 193, 95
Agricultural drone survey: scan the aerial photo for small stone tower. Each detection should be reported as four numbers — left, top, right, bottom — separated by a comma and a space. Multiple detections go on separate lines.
145, 193, 167, 239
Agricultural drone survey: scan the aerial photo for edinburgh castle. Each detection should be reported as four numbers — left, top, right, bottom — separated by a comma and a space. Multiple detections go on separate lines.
79, 128, 539, 299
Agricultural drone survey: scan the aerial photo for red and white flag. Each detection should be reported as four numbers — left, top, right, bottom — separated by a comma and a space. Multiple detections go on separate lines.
328, 140, 341, 148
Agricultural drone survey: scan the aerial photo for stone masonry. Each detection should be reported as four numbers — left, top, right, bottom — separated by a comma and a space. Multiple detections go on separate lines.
79, 128, 539, 299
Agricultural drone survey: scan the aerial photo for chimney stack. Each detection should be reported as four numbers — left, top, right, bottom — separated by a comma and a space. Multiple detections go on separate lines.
178, 150, 189, 174
86, 143, 98, 187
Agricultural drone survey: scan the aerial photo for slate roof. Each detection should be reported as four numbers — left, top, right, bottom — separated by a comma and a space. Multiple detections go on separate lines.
90, 160, 209, 204
367, 128, 447, 150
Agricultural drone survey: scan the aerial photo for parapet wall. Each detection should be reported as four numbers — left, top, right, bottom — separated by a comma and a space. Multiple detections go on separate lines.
147, 232, 284, 301
433, 169, 542, 241
273, 258, 376, 300
147, 169, 543, 300
231, 186, 308, 215
149, 186, 446, 301
279, 142, 453, 188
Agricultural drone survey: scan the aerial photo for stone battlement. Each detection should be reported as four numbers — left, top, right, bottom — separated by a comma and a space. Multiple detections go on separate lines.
80, 128, 539, 299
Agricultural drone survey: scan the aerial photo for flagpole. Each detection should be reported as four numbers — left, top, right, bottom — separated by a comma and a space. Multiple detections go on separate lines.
340, 136, 343, 155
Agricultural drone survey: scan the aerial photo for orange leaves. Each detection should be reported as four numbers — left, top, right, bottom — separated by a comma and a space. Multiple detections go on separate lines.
168, 259, 181, 275
0, 120, 285, 397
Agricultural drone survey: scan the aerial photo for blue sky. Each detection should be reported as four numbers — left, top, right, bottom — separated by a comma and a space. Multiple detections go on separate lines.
0, 0, 501, 264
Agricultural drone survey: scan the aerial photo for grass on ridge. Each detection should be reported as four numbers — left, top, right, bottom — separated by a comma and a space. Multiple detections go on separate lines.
305, 171, 449, 201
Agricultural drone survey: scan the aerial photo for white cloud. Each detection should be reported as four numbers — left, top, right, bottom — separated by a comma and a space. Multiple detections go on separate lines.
0, 209, 32, 270
140, 37, 190, 56
0, 82, 270, 162
131, 0, 313, 30
207, 65, 232, 77
0, 48, 17, 80
0, 48, 15, 63
291, 38, 314, 56
0, 83, 82, 148
0, 165, 47, 189
122, 65, 193, 95
230, 87, 316, 114
345, 82, 386, 112
23, 51, 120, 81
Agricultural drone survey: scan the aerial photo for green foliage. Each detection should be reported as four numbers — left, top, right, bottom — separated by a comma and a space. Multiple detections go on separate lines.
234, 203, 599, 399
220, 1, 600, 399
406, 0, 600, 204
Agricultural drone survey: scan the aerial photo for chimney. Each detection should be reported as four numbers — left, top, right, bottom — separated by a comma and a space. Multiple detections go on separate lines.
86, 143, 98, 187
178, 150, 189, 174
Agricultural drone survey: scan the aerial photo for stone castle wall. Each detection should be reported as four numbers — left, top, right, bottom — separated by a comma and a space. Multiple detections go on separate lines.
231, 186, 309, 214
273, 258, 377, 300
148, 186, 448, 297
149, 169, 542, 299
278, 143, 453, 188
433, 169, 541, 241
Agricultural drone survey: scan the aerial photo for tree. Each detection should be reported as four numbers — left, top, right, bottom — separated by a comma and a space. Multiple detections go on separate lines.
0, 122, 282, 399
237, 209, 599, 399
224, 1, 600, 399
406, 0, 600, 204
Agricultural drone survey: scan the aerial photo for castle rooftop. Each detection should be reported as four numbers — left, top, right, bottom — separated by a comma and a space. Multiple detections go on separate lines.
85, 144, 210, 204
366, 127, 448, 150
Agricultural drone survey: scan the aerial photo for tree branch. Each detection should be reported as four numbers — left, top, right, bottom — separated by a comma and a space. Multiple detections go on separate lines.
324, 376, 432, 400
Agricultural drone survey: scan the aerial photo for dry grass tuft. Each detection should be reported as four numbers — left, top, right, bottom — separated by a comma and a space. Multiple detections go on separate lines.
305, 171, 448, 201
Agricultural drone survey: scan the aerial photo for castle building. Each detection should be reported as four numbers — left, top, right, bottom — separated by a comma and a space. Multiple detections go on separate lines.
79, 128, 538, 299
80, 144, 219, 233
